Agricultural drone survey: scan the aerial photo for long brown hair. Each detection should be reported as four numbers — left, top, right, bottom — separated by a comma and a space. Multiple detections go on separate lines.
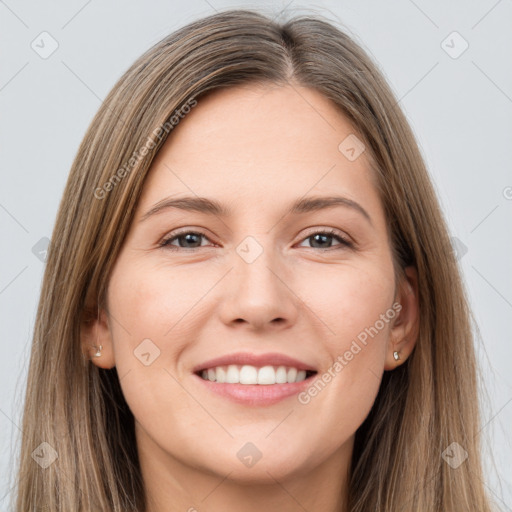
14, 8, 496, 511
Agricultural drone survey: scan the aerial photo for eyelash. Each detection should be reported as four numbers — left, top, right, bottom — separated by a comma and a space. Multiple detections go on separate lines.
159, 228, 354, 252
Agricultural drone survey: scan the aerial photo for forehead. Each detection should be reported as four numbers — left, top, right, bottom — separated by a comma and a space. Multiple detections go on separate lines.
137, 83, 383, 224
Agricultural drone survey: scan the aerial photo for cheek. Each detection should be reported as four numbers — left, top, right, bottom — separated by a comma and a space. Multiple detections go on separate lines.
293, 260, 395, 432
103, 263, 197, 434
105, 262, 204, 436
300, 258, 395, 354
106, 260, 209, 360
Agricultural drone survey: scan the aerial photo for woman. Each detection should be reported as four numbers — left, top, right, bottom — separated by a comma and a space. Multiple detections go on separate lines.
14, 8, 496, 511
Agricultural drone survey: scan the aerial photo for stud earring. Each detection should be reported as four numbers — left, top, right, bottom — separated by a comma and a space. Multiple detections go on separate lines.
91, 304, 103, 358
393, 350, 400, 361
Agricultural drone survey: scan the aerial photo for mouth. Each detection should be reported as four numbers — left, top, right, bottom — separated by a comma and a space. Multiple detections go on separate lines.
195, 364, 318, 385
191, 352, 319, 405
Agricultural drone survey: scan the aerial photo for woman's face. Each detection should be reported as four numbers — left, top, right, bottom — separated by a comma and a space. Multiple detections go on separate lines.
89, 83, 418, 490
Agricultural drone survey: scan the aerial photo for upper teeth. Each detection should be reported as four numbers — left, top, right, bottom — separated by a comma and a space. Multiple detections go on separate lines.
200, 365, 309, 385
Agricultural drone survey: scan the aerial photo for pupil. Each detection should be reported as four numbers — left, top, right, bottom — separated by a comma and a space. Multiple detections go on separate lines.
312, 234, 330, 248
182, 233, 200, 247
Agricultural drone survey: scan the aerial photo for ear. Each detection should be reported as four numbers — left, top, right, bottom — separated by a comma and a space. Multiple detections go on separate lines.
80, 305, 116, 369
384, 265, 420, 370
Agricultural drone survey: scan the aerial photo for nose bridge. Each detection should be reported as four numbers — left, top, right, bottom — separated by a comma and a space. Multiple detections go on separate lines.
234, 233, 283, 299
219, 233, 298, 328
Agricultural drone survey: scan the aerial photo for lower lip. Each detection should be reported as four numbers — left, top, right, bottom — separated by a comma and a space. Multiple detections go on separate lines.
193, 373, 317, 406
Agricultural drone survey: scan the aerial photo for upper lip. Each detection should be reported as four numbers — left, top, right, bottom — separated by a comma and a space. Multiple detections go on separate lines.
193, 352, 317, 373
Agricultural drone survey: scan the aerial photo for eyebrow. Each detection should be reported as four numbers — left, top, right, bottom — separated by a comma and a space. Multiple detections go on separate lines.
139, 195, 373, 226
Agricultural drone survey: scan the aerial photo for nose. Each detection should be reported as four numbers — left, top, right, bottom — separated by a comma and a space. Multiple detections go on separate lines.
217, 242, 299, 332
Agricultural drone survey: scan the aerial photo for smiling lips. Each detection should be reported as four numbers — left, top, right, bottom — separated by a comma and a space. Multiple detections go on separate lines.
193, 352, 318, 405
194, 351, 317, 381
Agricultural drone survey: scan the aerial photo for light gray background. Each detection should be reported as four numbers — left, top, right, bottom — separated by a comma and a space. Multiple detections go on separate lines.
1, 0, 511, 509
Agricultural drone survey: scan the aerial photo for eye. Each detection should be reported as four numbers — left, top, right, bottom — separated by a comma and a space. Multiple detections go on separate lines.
159, 228, 353, 251
160, 230, 213, 250
297, 229, 353, 250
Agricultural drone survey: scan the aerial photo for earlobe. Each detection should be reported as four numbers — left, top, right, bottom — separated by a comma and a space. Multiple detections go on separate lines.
91, 344, 103, 358
80, 306, 116, 369
384, 266, 420, 370
384, 340, 413, 370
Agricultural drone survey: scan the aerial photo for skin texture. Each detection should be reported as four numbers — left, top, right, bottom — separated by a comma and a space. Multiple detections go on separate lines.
83, 83, 419, 512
